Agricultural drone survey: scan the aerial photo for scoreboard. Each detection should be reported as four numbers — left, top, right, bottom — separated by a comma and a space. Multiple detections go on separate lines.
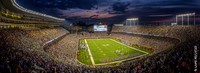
93, 25, 107, 32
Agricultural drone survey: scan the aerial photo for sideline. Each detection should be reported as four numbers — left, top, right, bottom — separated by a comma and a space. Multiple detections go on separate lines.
95, 53, 147, 66
85, 39, 95, 65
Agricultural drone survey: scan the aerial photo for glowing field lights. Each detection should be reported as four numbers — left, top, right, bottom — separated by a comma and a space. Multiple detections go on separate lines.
126, 18, 139, 26
177, 13, 195, 17
126, 18, 139, 21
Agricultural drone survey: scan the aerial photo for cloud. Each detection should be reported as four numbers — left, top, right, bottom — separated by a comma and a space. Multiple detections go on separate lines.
32, 0, 98, 9
16, 0, 200, 23
112, 2, 130, 13
58, 7, 121, 19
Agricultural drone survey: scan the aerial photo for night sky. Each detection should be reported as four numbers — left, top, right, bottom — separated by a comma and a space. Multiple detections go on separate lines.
16, 0, 200, 24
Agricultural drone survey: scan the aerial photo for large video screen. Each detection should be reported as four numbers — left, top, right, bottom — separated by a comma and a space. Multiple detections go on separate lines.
94, 25, 107, 32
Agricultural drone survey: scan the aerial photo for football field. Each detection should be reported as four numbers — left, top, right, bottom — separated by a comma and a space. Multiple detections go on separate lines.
77, 39, 150, 66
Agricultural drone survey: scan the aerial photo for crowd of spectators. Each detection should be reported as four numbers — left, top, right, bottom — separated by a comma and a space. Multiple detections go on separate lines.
0, 25, 199, 73
45, 34, 79, 66
112, 25, 200, 42
118, 40, 200, 73
0, 28, 70, 72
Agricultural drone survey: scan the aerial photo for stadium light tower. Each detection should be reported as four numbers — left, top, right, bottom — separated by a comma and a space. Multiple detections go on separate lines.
176, 13, 195, 25
126, 18, 139, 26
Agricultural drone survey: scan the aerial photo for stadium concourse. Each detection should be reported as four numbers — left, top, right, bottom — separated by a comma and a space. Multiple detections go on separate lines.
0, 0, 200, 73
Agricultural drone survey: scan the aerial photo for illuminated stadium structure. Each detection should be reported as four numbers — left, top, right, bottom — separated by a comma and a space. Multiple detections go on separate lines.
0, 0, 199, 73
0, 0, 64, 29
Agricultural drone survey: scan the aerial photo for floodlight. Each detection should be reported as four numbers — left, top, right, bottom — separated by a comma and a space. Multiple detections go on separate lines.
126, 18, 139, 21
126, 18, 139, 26
176, 13, 195, 25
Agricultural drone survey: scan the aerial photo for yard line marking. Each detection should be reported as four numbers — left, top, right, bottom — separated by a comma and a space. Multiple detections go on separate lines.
109, 39, 149, 54
85, 39, 95, 65
91, 39, 148, 65
91, 40, 108, 56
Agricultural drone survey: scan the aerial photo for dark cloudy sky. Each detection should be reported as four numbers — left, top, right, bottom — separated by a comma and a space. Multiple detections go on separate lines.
16, 0, 200, 24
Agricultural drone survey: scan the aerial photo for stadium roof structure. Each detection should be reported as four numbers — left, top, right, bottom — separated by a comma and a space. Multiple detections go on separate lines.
0, 0, 65, 26
11, 0, 64, 21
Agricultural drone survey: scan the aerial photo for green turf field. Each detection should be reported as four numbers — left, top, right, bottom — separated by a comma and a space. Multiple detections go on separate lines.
77, 39, 150, 66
